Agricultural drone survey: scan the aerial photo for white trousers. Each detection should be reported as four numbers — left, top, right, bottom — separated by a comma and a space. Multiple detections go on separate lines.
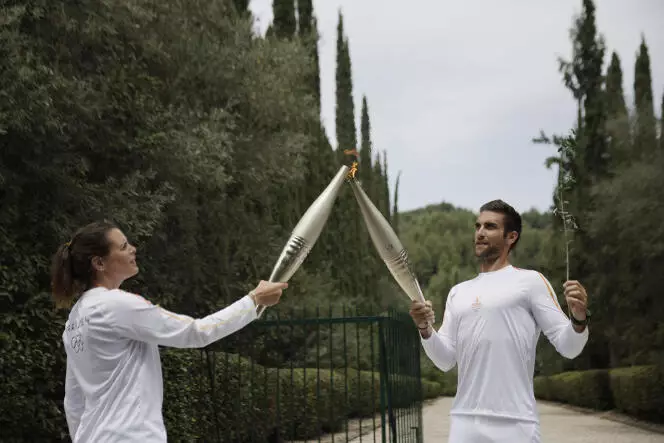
448, 414, 541, 443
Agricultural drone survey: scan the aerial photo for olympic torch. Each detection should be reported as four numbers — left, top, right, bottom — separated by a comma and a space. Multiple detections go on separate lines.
347, 176, 431, 328
256, 165, 350, 318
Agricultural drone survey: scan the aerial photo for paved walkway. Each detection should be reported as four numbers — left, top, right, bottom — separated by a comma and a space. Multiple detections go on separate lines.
419, 396, 664, 442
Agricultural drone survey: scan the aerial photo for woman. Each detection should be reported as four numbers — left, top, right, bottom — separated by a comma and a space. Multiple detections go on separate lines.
51, 220, 287, 442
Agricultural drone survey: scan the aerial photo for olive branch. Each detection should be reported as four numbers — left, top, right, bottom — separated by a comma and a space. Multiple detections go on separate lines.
534, 130, 578, 282
550, 136, 578, 282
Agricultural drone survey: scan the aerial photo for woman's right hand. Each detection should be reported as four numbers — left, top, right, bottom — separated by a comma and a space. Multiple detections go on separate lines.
250, 280, 288, 307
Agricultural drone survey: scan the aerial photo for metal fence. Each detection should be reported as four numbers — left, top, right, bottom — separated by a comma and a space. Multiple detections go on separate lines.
170, 306, 424, 442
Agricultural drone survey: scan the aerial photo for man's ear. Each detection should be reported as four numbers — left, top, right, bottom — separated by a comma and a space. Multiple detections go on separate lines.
91, 256, 105, 273
507, 231, 519, 246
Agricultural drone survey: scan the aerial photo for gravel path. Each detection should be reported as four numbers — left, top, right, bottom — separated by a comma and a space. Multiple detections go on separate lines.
306, 396, 664, 442
417, 396, 664, 442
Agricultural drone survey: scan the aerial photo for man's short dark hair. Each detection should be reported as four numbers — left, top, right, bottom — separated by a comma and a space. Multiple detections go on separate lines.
479, 199, 522, 250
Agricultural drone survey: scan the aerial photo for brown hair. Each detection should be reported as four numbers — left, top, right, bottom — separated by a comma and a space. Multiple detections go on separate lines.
50, 220, 118, 309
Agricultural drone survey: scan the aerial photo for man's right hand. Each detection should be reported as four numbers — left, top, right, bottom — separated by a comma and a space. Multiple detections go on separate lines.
250, 280, 288, 307
409, 300, 435, 338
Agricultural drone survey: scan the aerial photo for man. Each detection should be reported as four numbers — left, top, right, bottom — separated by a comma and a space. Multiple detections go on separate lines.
410, 199, 589, 442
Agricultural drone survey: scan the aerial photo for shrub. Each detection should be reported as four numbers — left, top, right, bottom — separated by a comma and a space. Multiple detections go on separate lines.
421, 379, 444, 399
545, 369, 613, 410
610, 365, 664, 423
163, 351, 439, 441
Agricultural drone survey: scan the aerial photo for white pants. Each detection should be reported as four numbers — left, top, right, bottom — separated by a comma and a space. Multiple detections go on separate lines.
448, 414, 541, 443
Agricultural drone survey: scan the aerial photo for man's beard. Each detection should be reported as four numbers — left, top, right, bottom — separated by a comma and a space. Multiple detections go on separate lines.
475, 244, 501, 262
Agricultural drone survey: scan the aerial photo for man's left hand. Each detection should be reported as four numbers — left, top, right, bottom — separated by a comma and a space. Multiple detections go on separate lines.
564, 280, 588, 321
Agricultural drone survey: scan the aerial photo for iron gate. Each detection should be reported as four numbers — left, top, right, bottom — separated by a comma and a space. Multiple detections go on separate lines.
162, 306, 424, 442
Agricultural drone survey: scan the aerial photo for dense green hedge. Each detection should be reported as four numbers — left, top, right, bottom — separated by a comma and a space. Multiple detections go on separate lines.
610, 366, 664, 423
421, 365, 458, 397
162, 349, 444, 441
534, 365, 664, 423
534, 369, 613, 410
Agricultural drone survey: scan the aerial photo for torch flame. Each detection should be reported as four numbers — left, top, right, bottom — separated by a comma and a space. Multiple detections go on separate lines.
347, 161, 358, 179
344, 149, 359, 179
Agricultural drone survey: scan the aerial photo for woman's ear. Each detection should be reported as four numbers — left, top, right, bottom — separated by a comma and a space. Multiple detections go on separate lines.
91, 256, 105, 273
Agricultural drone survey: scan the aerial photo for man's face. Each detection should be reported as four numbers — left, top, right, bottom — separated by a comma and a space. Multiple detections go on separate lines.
474, 211, 516, 260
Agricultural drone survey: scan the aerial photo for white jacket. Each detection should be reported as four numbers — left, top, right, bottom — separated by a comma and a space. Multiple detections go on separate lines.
62, 287, 257, 442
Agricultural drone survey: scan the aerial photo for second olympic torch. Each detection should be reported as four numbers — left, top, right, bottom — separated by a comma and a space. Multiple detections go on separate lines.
256, 165, 350, 318
347, 176, 431, 328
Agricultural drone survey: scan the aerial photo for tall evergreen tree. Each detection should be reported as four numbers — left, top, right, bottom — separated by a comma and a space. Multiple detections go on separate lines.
604, 52, 629, 167
298, 0, 313, 34
232, 0, 249, 15
297, 0, 320, 112
372, 153, 383, 207
382, 151, 391, 219
660, 92, 664, 151
335, 12, 357, 161
556, 0, 606, 224
272, 0, 296, 39
633, 36, 657, 157
605, 52, 627, 118
575, 0, 607, 180
393, 171, 401, 235
329, 10, 364, 302
359, 96, 373, 191
551, 0, 607, 369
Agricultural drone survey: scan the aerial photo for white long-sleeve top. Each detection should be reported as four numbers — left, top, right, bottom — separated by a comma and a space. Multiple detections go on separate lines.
421, 265, 588, 423
62, 286, 257, 442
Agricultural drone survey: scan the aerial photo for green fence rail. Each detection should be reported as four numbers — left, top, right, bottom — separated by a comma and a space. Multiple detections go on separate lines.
162, 306, 424, 442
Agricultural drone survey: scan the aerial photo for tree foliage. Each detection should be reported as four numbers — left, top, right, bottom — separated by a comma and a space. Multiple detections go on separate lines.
0, 1, 400, 439
534, 0, 664, 370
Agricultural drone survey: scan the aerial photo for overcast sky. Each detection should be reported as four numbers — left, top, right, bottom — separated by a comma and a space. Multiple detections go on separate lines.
248, 0, 664, 214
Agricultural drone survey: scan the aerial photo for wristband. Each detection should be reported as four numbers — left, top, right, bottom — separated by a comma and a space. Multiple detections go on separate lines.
571, 309, 591, 326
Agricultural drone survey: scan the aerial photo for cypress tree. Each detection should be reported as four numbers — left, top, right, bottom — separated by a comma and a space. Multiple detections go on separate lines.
297, 0, 321, 112
556, 0, 606, 225
633, 36, 657, 157
604, 52, 629, 167
382, 151, 390, 220
577, 0, 607, 180
393, 171, 401, 235
330, 10, 363, 301
359, 96, 373, 191
273, 0, 296, 39
605, 52, 627, 118
298, 0, 313, 34
555, 0, 607, 370
660, 92, 664, 152
335, 12, 357, 161
232, 0, 249, 15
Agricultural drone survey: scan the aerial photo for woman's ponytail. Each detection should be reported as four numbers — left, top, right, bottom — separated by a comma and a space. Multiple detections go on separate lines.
50, 221, 117, 309
51, 242, 77, 309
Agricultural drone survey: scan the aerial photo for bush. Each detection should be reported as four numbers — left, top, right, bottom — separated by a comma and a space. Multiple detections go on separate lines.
534, 365, 664, 424
163, 351, 440, 441
162, 349, 276, 442
421, 365, 457, 397
533, 376, 553, 401
421, 379, 444, 399
545, 369, 613, 410
610, 365, 664, 423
